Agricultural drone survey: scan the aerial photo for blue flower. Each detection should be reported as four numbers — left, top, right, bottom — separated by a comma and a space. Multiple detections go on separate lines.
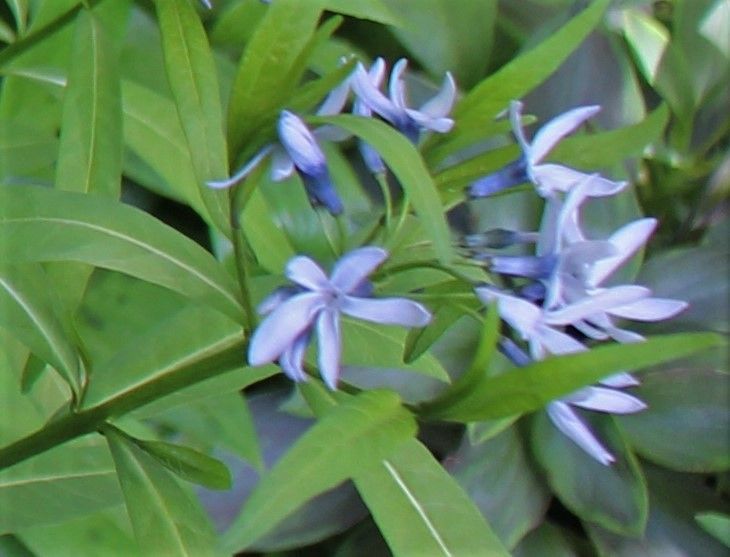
469, 101, 625, 198
208, 110, 344, 215
351, 58, 456, 143
248, 247, 432, 389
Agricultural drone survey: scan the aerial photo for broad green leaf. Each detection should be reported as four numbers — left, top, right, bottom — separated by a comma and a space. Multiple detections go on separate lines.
226, 0, 324, 155
513, 522, 579, 557
104, 426, 220, 557
154, 0, 230, 234
616, 368, 730, 472
0, 119, 58, 181
0, 438, 122, 531
325, 0, 400, 25
315, 114, 454, 263
450, 428, 549, 549
532, 412, 648, 535
241, 186, 295, 274
424, 332, 724, 421
427, 0, 609, 162
55, 8, 122, 196
0, 185, 244, 323
0, 535, 34, 556
696, 512, 730, 547
0, 263, 80, 393
132, 438, 231, 491
551, 104, 670, 170
622, 9, 670, 85
384, 0, 496, 87
354, 438, 510, 556
82, 304, 243, 410
223, 390, 416, 552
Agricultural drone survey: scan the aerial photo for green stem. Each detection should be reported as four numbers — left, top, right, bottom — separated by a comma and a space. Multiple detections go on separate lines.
374, 172, 392, 232
229, 186, 256, 333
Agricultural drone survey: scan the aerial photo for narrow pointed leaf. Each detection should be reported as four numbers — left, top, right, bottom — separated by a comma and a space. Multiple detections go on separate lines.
315, 114, 454, 262
0, 185, 244, 323
104, 427, 220, 557
354, 438, 510, 556
425, 333, 724, 422
55, 9, 121, 197
154, 0, 229, 233
223, 390, 416, 552
0, 263, 80, 393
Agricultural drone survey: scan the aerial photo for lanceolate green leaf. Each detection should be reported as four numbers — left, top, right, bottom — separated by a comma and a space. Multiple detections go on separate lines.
223, 390, 417, 552
0, 263, 80, 393
354, 438, 510, 556
226, 0, 324, 155
427, 0, 609, 162
424, 332, 724, 422
0, 185, 244, 323
315, 114, 454, 263
55, 8, 122, 197
104, 427, 220, 557
154, 0, 230, 234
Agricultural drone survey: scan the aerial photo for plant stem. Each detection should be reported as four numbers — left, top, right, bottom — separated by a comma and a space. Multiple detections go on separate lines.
229, 186, 256, 333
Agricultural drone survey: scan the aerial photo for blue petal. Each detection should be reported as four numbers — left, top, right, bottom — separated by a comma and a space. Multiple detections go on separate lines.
285, 255, 329, 291
490, 254, 557, 280
316, 308, 341, 389
330, 246, 388, 293
280, 332, 311, 382
340, 296, 431, 327
469, 158, 528, 198
547, 402, 615, 465
278, 110, 327, 177
301, 172, 344, 215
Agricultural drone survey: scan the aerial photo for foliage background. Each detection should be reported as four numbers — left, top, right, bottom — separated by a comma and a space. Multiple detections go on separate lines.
0, 0, 728, 555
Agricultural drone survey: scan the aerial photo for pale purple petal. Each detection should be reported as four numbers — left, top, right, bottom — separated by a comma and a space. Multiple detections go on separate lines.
388, 58, 409, 110
340, 296, 431, 327
351, 62, 402, 124
330, 246, 388, 292
406, 110, 454, 133
418, 72, 456, 118
285, 255, 329, 291
316, 308, 341, 389
532, 164, 625, 197
257, 286, 298, 315
508, 100, 530, 155
316, 78, 350, 116
477, 287, 541, 338
589, 218, 657, 287
248, 292, 325, 366
545, 285, 651, 325
600, 372, 639, 388
547, 401, 615, 465
530, 105, 601, 163
566, 386, 646, 414
605, 325, 646, 344
278, 110, 327, 177
270, 148, 295, 181
572, 319, 611, 340
207, 145, 274, 189
279, 333, 310, 382
535, 325, 588, 355
608, 297, 688, 321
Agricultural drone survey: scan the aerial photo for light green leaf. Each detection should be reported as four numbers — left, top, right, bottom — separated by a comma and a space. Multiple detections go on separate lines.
82, 304, 243, 410
0, 438, 122, 531
154, 0, 230, 234
424, 332, 725, 421
55, 8, 121, 197
104, 426, 220, 557
696, 512, 730, 547
428, 0, 609, 162
0, 185, 244, 323
0, 263, 80, 393
241, 186, 295, 274
315, 114, 454, 263
622, 9, 670, 85
533, 412, 648, 535
223, 390, 416, 552
226, 0, 324, 155
354, 438, 510, 556
384, 0, 496, 87
616, 367, 730, 472
324, 0, 401, 25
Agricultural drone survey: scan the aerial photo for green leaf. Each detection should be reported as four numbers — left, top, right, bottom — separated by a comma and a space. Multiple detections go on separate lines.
532, 412, 648, 535
55, 8, 122, 197
354, 438, 510, 556
383, 0, 497, 87
551, 104, 670, 170
5, 0, 28, 34
0, 185, 244, 323
82, 304, 243, 410
223, 390, 417, 552
314, 114, 454, 263
0, 438, 122, 531
616, 367, 730, 472
226, 0, 324, 155
104, 426, 220, 557
450, 427, 549, 549
696, 512, 730, 547
132, 438, 231, 491
622, 9, 670, 85
428, 0, 609, 162
154, 0, 230, 234
425, 332, 725, 421
0, 263, 80, 393
512, 522, 580, 557
324, 0, 401, 25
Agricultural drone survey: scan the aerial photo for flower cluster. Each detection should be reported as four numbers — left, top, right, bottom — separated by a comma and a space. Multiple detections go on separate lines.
467, 111, 688, 464
208, 58, 456, 215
